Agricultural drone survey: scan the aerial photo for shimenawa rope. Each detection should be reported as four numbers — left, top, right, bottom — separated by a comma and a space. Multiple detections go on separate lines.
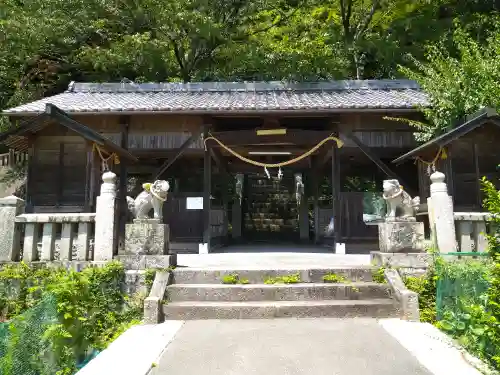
203, 132, 344, 168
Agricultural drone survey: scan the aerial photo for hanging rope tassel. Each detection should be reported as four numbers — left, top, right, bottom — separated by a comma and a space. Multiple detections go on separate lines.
92, 143, 120, 171
415, 147, 447, 175
264, 167, 271, 179
203, 132, 343, 168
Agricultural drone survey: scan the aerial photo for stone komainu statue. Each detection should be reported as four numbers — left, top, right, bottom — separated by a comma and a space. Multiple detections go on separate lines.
382, 179, 420, 221
126, 180, 170, 221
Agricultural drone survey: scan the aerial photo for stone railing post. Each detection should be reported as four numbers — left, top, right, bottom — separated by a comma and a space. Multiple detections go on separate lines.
428, 171, 456, 253
0, 196, 25, 261
94, 171, 117, 261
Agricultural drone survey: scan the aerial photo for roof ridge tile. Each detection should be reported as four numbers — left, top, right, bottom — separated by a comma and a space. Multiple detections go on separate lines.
69, 80, 421, 94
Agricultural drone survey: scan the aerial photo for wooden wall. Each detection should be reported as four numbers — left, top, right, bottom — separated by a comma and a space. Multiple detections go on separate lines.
75, 114, 205, 150
416, 124, 500, 211
31, 134, 87, 210
26, 111, 421, 218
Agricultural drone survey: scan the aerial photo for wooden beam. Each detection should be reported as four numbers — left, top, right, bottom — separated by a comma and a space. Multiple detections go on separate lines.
343, 131, 415, 195
208, 130, 332, 147
45, 104, 138, 163
132, 149, 202, 158
210, 147, 229, 176
318, 149, 333, 169
154, 129, 203, 179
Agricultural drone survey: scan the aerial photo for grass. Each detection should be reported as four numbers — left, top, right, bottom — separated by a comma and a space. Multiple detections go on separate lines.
264, 273, 301, 284
221, 273, 250, 285
322, 273, 348, 283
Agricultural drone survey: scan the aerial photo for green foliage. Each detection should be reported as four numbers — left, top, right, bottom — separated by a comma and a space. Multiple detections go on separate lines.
322, 273, 348, 283
480, 177, 500, 369
372, 267, 387, 284
221, 274, 250, 285
482, 177, 500, 259
404, 269, 437, 324
264, 273, 301, 284
145, 267, 176, 290
0, 261, 143, 374
0, 0, 499, 131
400, 23, 500, 140
404, 176, 500, 371
437, 301, 500, 368
145, 269, 157, 290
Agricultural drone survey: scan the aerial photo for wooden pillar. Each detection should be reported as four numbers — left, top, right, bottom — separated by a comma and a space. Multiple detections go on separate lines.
231, 174, 243, 240
202, 126, 212, 249
8, 149, 15, 167
332, 144, 341, 250
299, 172, 309, 241
472, 142, 481, 208
312, 162, 320, 244
25, 136, 35, 213
84, 141, 93, 212
56, 143, 64, 207
443, 146, 454, 197
117, 118, 130, 254
89, 148, 100, 210
222, 174, 230, 243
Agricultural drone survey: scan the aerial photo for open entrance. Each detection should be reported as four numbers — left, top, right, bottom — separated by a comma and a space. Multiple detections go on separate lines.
242, 173, 300, 244
123, 114, 420, 254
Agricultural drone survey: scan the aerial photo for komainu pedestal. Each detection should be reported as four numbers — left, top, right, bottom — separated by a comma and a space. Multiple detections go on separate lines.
125, 219, 169, 255
378, 221, 424, 253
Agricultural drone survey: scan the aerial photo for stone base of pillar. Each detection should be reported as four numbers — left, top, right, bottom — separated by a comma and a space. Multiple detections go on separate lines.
125, 219, 169, 255
378, 221, 425, 253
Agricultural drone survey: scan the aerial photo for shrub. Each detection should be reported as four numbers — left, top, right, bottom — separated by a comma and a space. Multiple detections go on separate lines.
403, 268, 437, 324
372, 267, 387, 284
0, 261, 143, 374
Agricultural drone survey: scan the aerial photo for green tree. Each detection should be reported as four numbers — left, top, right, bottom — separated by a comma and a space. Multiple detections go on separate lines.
400, 23, 500, 139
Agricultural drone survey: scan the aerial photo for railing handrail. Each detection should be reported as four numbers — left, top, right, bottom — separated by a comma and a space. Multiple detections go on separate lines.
441, 252, 490, 257
15, 213, 96, 223
454, 212, 494, 221
0, 150, 28, 167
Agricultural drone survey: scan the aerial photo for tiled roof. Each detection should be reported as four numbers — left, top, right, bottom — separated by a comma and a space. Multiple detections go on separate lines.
3, 80, 428, 115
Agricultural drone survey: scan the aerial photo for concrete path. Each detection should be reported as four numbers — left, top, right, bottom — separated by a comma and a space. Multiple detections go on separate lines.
153, 318, 431, 375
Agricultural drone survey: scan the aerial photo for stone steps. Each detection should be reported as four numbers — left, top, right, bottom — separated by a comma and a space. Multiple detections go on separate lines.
162, 266, 398, 320
172, 267, 375, 284
162, 299, 398, 320
166, 282, 390, 302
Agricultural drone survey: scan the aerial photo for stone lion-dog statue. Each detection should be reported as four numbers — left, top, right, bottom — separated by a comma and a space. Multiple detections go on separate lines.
382, 179, 420, 221
126, 180, 170, 221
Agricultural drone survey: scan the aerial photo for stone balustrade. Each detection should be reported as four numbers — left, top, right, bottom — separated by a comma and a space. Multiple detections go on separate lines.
15, 213, 96, 261
454, 212, 493, 253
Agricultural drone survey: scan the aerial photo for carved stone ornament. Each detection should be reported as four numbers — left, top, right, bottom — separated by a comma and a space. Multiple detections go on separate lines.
126, 180, 170, 221
382, 179, 420, 221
